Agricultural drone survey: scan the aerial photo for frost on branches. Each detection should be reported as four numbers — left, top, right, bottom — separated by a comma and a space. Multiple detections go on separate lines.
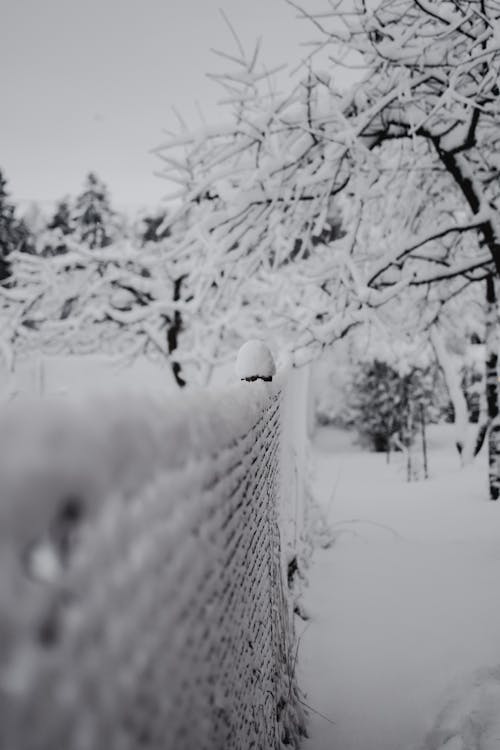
0, 239, 198, 388
153, 0, 500, 495
154, 0, 500, 336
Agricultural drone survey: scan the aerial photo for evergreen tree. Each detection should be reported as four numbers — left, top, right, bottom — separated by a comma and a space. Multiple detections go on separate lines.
345, 359, 438, 454
0, 169, 34, 281
43, 198, 74, 255
73, 172, 115, 249
49, 199, 73, 235
140, 210, 170, 245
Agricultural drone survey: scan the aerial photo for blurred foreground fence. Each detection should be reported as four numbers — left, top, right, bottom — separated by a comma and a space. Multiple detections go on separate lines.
0, 375, 307, 749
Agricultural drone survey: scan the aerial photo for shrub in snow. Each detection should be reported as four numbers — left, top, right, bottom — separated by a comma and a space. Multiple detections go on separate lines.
343, 359, 439, 453
236, 339, 276, 382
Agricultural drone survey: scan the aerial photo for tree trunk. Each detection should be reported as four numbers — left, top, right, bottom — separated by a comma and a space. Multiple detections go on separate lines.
485, 274, 500, 500
420, 403, 428, 480
167, 275, 186, 388
403, 378, 413, 482
430, 325, 473, 465
406, 410, 412, 482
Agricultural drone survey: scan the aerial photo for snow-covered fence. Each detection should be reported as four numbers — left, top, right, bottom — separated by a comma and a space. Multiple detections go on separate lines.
0, 377, 305, 749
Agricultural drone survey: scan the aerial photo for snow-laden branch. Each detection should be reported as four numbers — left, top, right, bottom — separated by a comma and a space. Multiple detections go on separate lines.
368, 210, 491, 287
148, 0, 500, 360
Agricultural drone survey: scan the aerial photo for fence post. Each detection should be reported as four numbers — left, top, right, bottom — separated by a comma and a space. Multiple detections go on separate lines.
236, 339, 276, 382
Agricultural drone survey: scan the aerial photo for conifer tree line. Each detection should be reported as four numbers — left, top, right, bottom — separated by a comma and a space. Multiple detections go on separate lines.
0, 171, 34, 280
0, 168, 170, 279
0, 167, 194, 389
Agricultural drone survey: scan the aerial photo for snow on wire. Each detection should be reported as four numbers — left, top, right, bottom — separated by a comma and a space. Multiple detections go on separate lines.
0, 377, 305, 749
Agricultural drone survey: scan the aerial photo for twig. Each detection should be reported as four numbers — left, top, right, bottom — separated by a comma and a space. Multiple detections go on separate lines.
219, 9, 245, 58
331, 518, 404, 541
298, 698, 337, 726
325, 465, 343, 520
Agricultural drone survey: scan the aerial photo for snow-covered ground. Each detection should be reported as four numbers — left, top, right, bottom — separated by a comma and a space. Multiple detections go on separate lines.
2, 355, 176, 398
299, 425, 500, 750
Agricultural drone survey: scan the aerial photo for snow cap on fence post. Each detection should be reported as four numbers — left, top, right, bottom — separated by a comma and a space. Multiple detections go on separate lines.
236, 340, 276, 382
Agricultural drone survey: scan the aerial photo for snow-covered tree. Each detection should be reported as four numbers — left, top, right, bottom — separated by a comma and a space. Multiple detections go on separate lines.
0, 170, 34, 281
346, 357, 436, 464
0, 232, 202, 388
154, 1, 500, 496
73, 173, 116, 250
139, 210, 171, 245
484, 274, 500, 497
157, 3, 500, 282
41, 198, 75, 256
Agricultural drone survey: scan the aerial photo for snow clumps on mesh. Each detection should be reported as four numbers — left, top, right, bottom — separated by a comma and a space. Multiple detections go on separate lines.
236, 340, 276, 382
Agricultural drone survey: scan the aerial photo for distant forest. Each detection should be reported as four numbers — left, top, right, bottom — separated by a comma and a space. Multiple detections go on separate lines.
0, 168, 170, 281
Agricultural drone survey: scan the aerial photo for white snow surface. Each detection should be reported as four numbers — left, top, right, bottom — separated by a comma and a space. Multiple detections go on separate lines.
0, 378, 279, 549
235, 339, 276, 380
300, 425, 500, 750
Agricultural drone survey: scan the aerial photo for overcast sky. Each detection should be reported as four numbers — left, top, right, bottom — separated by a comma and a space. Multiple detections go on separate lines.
1, 0, 318, 211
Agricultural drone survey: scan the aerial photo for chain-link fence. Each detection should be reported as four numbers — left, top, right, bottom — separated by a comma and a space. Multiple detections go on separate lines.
0, 381, 305, 749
